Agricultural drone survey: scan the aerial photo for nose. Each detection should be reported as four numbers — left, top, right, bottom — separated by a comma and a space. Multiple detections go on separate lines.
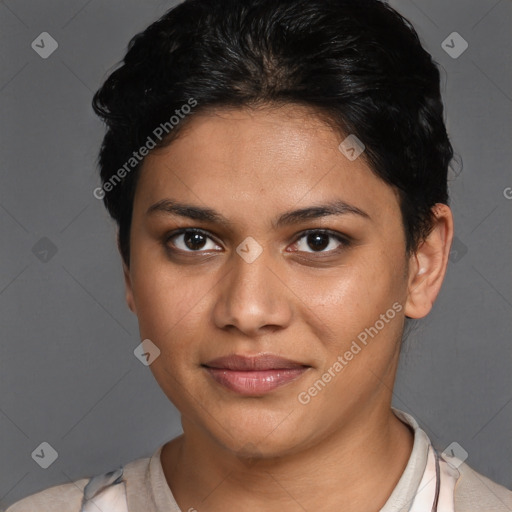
212, 242, 293, 337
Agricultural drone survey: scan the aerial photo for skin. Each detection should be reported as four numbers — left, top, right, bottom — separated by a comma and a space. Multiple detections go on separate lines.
123, 104, 454, 512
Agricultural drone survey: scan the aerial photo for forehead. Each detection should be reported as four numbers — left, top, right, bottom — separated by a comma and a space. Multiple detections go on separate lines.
134, 105, 401, 225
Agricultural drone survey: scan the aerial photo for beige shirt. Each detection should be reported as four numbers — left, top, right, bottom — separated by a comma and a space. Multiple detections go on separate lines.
4, 408, 512, 511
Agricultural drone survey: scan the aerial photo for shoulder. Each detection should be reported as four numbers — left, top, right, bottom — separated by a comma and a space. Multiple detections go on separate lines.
455, 462, 512, 511
3, 477, 89, 512
4, 455, 152, 512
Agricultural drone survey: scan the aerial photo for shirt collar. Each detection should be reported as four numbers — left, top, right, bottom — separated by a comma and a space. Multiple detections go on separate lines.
379, 407, 432, 512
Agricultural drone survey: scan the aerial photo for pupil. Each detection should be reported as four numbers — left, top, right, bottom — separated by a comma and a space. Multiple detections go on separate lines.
185, 232, 206, 250
308, 233, 329, 251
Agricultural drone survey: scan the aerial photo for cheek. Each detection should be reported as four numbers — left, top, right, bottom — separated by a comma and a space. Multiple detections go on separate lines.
294, 253, 404, 345
130, 263, 211, 406
293, 264, 405, 416
129, 242, 203, 341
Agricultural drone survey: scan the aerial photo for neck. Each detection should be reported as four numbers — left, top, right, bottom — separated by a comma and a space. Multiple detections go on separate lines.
161, 406, 414, 512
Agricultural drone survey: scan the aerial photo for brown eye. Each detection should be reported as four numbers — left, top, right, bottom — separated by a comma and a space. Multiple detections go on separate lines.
166, 229, 221, 252
291, 230, 350, 254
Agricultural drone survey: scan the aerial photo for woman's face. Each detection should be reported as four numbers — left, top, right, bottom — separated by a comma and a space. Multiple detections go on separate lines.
125, 105, 415, 457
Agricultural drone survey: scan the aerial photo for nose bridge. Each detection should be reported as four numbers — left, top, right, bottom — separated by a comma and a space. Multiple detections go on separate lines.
213, 239, 292, 334
232, 242, 273, 299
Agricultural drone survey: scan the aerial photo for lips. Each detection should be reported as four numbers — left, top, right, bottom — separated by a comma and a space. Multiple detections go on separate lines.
204, 354, 308, 371
202, 354, 310, 395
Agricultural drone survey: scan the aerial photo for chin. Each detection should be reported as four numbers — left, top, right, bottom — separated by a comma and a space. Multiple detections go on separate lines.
206, 408, 311, 459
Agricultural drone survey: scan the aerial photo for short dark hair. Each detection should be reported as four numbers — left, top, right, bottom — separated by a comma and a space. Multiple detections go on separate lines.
92, 0, 458, 268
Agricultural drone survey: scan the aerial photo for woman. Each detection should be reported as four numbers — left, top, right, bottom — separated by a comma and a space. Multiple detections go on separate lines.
6, 0, 511, 510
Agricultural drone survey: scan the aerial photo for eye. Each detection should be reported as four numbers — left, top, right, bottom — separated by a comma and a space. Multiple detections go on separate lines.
164, 228, 350, 255
290, 229, 350, 254
166, 228, 221, 253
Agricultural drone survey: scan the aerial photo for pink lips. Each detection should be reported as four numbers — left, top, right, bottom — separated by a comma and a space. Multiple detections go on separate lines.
203, 354, 310, 395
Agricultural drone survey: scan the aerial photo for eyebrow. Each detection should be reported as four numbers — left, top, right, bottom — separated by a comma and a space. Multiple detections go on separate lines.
146, 198, 371, 228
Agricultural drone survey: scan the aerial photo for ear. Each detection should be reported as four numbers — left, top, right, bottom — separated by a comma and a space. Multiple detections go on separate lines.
404, 203, 454, 319
122, 261, 137, 314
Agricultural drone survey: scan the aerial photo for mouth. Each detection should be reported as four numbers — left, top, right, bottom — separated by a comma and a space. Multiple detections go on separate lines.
202, 354, 311, 395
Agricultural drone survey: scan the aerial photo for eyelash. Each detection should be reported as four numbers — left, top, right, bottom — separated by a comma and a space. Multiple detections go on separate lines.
163, 228, 351, 256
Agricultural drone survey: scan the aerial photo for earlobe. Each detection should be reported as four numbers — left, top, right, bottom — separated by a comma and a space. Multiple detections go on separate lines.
122, 262, 137, 314
404, 204, 454, 319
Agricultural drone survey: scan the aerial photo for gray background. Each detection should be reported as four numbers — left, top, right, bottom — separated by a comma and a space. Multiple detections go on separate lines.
0, 0, 511, 508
